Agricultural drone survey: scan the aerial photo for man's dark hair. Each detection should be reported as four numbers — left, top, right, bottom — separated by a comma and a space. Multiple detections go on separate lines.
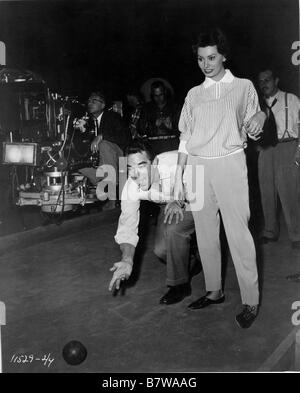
126, 89, 144, 104
124, 139, 155, 162
150, 80, 167, 94
89, 90, 106, 102
193, 28, 230, 58
258, 67, 279, 80
126, 89, 143, 98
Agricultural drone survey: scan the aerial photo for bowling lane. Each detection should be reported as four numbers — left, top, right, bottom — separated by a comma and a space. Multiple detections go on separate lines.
0, 209, 299, 372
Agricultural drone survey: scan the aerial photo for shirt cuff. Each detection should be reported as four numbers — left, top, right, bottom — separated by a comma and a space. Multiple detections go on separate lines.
178, 140, 188, 154
114, 234, 139, 248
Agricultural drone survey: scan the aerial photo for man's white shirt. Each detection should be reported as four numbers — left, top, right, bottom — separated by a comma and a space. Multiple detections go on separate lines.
265, 90, 300, 139
114, 150, 183, 247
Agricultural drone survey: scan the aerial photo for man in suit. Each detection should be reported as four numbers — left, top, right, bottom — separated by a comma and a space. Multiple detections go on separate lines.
77, 91, 131, 207
257, 68, 300, 249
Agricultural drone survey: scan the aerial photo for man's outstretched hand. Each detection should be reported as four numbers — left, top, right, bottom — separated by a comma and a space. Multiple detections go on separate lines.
109, 261, 133, 291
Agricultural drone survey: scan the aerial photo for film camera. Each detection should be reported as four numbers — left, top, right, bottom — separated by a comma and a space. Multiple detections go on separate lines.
0, 69, 101, 214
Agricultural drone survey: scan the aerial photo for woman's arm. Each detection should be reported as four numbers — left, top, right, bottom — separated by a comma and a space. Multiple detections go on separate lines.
174, 152, 188, 201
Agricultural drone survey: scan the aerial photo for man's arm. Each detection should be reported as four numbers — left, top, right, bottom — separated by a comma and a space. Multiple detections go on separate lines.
119, 243, 136, 263
109, 243, 136, 291
110, 181, 141, 291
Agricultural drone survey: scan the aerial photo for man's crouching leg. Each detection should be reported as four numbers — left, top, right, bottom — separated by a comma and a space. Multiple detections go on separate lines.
154, 208, 195, 305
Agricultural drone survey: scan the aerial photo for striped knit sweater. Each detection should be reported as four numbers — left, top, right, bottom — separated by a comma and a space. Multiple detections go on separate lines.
179, 70, 260, 158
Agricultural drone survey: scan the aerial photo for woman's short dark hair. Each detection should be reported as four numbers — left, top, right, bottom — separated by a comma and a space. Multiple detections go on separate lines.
193, 28, 230, 58
124, 139, 155, 162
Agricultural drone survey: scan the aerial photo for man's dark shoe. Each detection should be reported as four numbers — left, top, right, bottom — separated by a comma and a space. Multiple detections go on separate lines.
259, 236, 278, 245
292, 241, 300, 250
188, 294, 225, 310
159, 284, 191, 305
235, 305, 258, 329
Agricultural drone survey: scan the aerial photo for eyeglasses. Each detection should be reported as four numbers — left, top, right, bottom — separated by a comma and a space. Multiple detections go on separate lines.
87, 98, 105, 104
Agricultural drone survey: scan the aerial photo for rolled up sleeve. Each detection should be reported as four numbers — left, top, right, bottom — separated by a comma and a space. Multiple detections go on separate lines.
114, 200, 140, 247
242, 81, 261, 129
178, 140, 188, 154
114, 180, 140, 247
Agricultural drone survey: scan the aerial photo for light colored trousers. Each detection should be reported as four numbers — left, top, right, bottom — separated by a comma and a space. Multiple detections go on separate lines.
258, 140, 300, 242
186, 151, 259, 306
79, 140, 123, 185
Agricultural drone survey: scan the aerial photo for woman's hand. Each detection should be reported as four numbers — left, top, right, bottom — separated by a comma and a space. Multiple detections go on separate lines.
245, 111, 266, 141
164, 201, 184, 224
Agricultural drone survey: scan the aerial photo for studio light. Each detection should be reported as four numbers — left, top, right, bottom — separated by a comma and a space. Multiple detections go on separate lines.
2, 142, 39, 166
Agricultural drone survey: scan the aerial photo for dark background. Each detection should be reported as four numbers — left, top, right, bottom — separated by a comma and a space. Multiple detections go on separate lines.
0, 0, 299, 103
0, 0, 299, 235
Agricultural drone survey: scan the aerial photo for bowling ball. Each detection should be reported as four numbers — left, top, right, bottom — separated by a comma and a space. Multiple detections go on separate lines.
62, 340, 87, 365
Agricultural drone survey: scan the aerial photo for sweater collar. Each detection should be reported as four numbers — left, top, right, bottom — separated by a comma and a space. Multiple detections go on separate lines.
203, 69, 234, 89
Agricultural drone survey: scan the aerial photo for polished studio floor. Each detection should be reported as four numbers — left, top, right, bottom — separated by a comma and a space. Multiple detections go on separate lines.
0, 203, 299, 373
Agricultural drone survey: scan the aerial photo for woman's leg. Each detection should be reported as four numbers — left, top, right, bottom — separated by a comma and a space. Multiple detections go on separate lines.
187, 157, 222, 295
213, 152, 259, 306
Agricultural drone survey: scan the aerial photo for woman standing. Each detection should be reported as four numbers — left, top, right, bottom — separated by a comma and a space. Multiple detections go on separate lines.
174, 28, 266, 329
